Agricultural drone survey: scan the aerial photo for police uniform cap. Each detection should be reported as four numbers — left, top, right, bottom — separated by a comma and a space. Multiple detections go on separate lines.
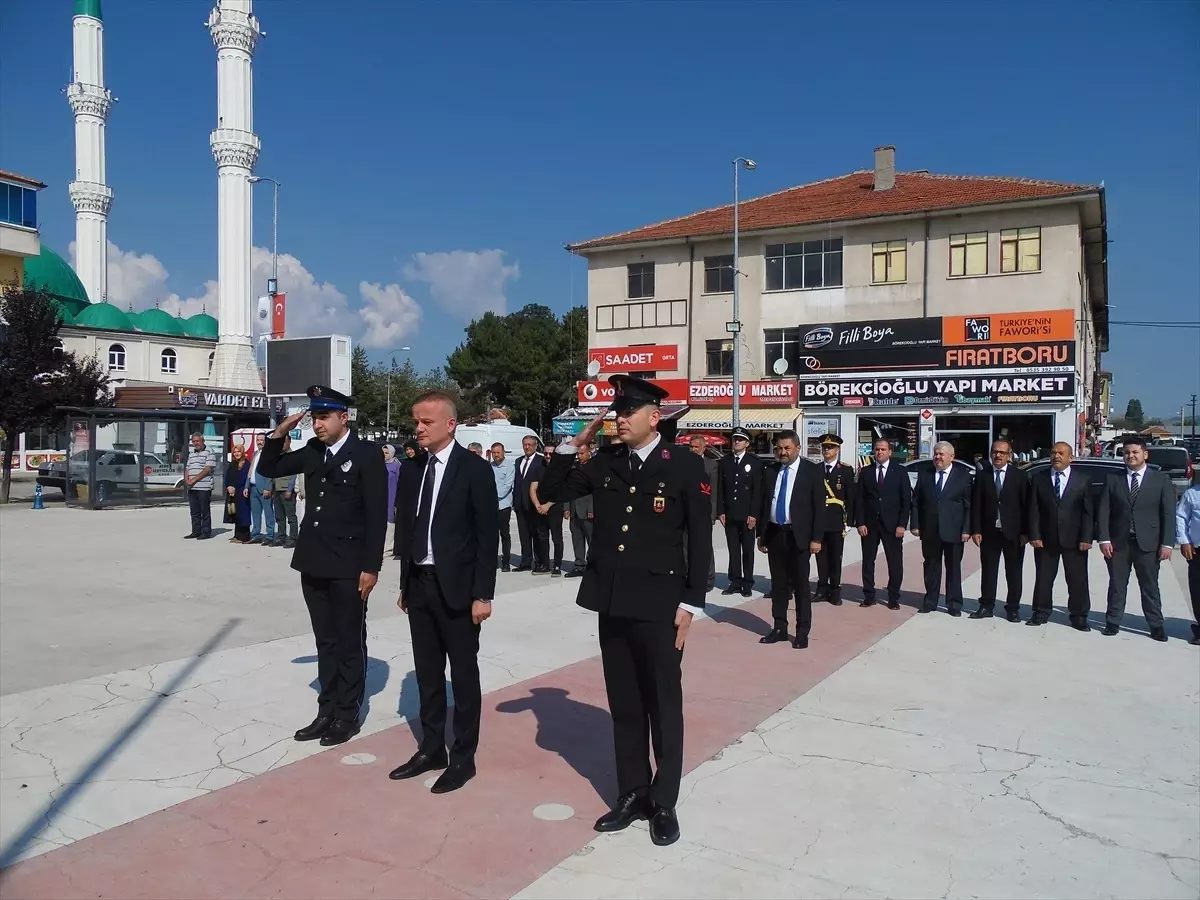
820, 433, 843, 447
608, 375, 668, 414
306, 384, 352, 413
731, 429, 751, 442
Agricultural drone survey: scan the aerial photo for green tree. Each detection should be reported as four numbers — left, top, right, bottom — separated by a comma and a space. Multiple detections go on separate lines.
0, 285, 111, 503
1124, 398, 1145, 429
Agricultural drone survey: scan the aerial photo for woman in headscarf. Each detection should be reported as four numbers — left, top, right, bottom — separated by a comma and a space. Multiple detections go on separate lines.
403, 439, 419, 461
224, 442, 252, 543
383, 443, 401, 555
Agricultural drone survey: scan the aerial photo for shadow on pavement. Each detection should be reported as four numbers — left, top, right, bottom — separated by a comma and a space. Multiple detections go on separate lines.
292, 655, 390, 720
495, 687, 616, 805
0, 618, 242, 873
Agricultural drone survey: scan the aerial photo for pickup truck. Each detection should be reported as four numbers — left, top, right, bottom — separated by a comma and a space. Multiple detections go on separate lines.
38, 449, 187, 505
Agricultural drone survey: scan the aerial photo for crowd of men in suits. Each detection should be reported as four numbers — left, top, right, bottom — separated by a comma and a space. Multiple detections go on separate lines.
712, 430, 1186, 644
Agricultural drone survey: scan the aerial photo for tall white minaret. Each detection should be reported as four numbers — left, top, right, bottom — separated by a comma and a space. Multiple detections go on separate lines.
67, 0, 113, 306
207, 0, 262, 390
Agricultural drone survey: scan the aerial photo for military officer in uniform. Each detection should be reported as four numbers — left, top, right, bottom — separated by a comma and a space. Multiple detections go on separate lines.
257, 386, 388, 747
537, 375, 711, 848
814, 434, 856, 606
716, 429, 764, 597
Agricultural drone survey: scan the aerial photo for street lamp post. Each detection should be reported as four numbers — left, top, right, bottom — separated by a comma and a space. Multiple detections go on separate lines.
730, 157, 756, 431
248, 176, 280, 290
385, 347, 412, 438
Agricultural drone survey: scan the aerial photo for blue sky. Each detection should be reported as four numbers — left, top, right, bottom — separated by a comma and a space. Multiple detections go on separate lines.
3, 0, 1197, 416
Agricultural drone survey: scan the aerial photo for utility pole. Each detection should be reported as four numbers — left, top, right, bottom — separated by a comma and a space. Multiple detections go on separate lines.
1191, 393, 1197, 438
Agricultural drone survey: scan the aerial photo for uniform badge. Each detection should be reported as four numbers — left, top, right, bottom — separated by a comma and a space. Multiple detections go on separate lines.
744, 463, 752, 473
341, 460, 353, 472
653, 496, 666, 513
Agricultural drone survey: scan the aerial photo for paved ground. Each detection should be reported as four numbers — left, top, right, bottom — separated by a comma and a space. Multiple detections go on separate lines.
1, 502, 1197, 899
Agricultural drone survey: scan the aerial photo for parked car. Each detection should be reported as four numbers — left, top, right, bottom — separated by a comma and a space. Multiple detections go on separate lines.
902, 457, 977, 490
38, 449, 185, 505
1144, 445, 1195, 495
1022, 458, 1165, 530
454, 420, 542, 458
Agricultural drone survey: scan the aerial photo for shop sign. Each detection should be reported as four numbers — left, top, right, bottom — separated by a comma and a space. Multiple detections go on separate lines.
552, 419, 586, 436
588, 344, 679, 373
796, 373, 1075, 407
176, 388, 285, 413
687, 380, 797, 406
795, 309, 1075, 374
577, 378, 689, 406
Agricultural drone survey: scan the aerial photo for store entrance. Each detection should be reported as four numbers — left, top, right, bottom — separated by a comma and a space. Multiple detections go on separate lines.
994, 415, 1055, 462
856, 415, 919, 465
935, 415, 991, 466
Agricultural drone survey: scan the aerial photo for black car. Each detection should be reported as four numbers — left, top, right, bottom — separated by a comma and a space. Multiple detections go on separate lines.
1144, 445, 1194, 495
1022, 458, 1163, 526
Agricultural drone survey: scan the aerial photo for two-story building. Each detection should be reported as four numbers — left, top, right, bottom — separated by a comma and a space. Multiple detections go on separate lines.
567, 146, 1107, 464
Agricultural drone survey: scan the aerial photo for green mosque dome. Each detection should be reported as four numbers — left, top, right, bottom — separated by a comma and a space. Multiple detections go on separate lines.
135, 307, 187, 336
74, 301, 134, 332
22, 245, 91, 318
183, 312, 219, 340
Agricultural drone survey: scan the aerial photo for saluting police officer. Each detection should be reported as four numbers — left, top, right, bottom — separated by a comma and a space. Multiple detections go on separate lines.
814, 434, 856, 606
537, 375, 711, 849
716, 429, 764, 597
258, 386, 388, 747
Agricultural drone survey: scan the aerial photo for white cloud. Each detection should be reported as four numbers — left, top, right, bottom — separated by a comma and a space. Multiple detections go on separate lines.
403, 249, 519, 318
77, 239, 421, 345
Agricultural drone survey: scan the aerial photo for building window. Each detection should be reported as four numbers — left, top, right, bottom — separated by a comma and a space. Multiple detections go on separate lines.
703, 255, 734, 294
705, 339, 734, 377
871, 240, 907, 284
108, 343, 126, 371
950, 231, 988, 277
765, 239, 843, 291
595, 299, 686, 331
1000, 227, 1041, 273
0, 182, 37, 229
764, 327, 802, 375
160, 348, 178, 374
627, 262, 655, 299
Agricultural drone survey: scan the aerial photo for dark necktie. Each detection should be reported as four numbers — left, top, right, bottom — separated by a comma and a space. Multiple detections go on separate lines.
1129, 471, 1140, 505
411, 456, 438, 561
827, 464, 833, 476
936, 471, 945, 494
994, 468, 1003, 494
325, 447, 333, 463
630, 453, 642, 478
1053, 470, 1062, 499
877, 465, 884, 485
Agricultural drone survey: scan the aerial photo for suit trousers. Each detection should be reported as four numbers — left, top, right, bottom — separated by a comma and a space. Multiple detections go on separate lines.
1188, 554, 1200, 638
724, 519, 757, 588
516, 508, 549, 567
547, 508, 564, 568
598, 614, 684, 810
300, 573, 368, 722
815, 530, 846, 596
921, 538, 964, 612
250, 484, 276, 539
1032, 545, 1090, 620
570, 514, 593, 570
861, 521, 904, 604
497, 507, 513, 565
978, 528, 1025, 613
187, 489, 212, 536
407, 566, 482, 764
1104, 545, 1164, 631
764, 524, 812, 636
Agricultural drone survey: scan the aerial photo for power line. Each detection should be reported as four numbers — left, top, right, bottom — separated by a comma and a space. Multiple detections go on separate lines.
1108, 321, 1200, 328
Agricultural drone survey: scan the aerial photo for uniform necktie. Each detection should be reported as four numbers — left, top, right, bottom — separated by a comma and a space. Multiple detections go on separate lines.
1053, 470, 1062, 499
411, 456, 438, 561
326, 447, 333, 463
827, 464, 833, 476
1129, 471, 1140, 505
936, 471, 945, 493
630, 453, 642, 478
775, 465, 789, 524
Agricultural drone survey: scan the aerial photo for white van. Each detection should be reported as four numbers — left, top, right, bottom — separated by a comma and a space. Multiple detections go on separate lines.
454, 419, 541, 458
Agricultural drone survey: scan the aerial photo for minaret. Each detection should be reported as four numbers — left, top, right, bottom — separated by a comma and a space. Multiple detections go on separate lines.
207, 0, 262, 390
67, 0, 113, 306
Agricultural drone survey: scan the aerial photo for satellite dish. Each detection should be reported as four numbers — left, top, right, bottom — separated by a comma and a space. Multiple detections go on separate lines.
772, 357, 789, 375
586, 359, 602, 378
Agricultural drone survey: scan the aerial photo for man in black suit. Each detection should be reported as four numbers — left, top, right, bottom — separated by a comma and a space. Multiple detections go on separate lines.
716, 429, 764, 597
388, 391, 499, 793
855, 437, 912, 610
814, 434, 856, 606
688, 434, 719, 591
257, 386, 388, 748
756, 430, 824, 649
1028, 442, 1094, 630
1097, 436, 1176, 640
910, 441, 972, 615
537, 376, 711, 848
969, 439, 1030, 622
512, 435, 548, 573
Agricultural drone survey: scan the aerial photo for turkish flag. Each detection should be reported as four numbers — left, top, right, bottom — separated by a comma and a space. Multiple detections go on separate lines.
271, 293, 286, 338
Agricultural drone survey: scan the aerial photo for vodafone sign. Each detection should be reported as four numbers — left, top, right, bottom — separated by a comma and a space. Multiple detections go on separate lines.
577, 378, 689, 406
588, 345, 679, 373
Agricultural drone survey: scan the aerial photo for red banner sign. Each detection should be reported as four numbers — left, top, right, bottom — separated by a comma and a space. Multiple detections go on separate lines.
588, 344, 679, 373
577, 378, 689, 405
271, 293, 286, 339
687, 380, 797, 406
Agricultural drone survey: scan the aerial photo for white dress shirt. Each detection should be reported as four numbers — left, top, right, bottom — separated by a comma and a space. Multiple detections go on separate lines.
769, 457, 803, 525
1126, 465, 1147, 491
1052, 465, 1071, 497
323, 429, 351, 460
414, 442, 455, 565
875, 460, 889, 482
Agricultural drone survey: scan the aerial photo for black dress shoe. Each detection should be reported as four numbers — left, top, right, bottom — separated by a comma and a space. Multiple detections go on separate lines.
828, 596, 843, 607
813, 588, 828, 603
969, 608, 994, 619
197, 533, 212, 540
887, 600, 901, 610
513, 564, 531, 572
430, 762, 476, 794
759, 628, 788, 645
565, 568, 583, 578
594, 791, 649, 833
740, 587, 753, 597
1150, 628, 1168, 643
551, 566, 562, 577
500, 564, 512, 572
792, 635, 809, 649
1071, 618, 1092, 632
319, 719, 361, 746
1006, 611, 1022, 623
294, 716, 333, 742
648, 805, 680, 846
388, 748, 449, 780
917, 608, 933, 614
532, 566, 550, 575
1102, 624, 1120, 636
1026, 618, 1048, 627
184, 533, 199, 539
721, 586, 739, 596
948, 608, 962, 617
1189, 635, 1200, 646
860, 598, 876, 608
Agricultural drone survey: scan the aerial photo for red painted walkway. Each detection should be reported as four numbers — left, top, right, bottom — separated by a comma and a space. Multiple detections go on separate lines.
0, 542, 980, 900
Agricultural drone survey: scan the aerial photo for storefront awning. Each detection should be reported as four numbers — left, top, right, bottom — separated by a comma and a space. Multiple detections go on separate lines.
677, 408, 800, 431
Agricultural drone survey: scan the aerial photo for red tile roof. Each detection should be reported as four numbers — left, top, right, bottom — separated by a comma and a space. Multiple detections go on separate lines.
569, 170, 1099, 251
0, 169, 46, 189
